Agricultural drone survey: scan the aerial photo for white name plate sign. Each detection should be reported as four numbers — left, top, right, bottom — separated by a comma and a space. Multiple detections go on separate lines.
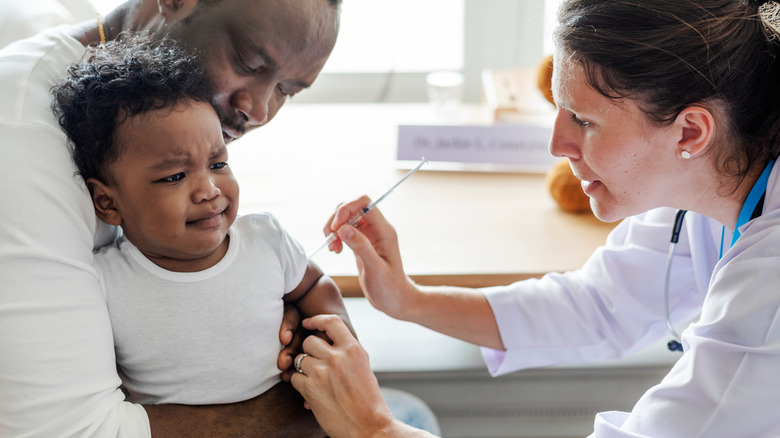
397, 124, 556, 173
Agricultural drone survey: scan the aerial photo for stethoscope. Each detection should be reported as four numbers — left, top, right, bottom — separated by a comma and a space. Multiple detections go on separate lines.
663, 160, 775, 352
664, 209, 687, 352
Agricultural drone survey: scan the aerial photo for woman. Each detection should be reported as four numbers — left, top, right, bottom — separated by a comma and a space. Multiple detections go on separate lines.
291, 0, 780, 436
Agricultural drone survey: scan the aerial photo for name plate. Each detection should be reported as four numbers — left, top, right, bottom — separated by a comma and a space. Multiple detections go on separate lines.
397, 124, 556, 172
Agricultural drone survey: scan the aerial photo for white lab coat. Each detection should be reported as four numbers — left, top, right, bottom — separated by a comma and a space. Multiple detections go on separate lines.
482, 165, 780, 437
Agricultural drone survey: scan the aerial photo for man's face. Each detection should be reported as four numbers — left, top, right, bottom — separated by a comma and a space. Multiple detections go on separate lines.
164, 0, 339, 144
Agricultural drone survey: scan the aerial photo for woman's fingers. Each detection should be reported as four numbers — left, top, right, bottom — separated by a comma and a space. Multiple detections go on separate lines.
325, 196, 373, 253
302, 314, 354, 346
296, 316, 365, 378
330, 196, 372, 230
289, 315, 399, 437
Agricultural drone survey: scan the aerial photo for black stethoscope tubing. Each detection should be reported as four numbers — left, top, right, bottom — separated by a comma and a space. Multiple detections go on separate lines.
664, 210, 687, 352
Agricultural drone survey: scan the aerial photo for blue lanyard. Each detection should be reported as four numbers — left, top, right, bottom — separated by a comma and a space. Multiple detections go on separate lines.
719, 160, 775, 258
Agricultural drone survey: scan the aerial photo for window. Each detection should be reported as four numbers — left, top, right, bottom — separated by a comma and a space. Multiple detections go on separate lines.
88, 0, 557, 103
299, 0, 551, 103
322, 0, 464, 74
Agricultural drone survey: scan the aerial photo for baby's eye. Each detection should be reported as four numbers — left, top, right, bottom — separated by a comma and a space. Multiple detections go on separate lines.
211, 162, 228, 171
159, 172, 185, 183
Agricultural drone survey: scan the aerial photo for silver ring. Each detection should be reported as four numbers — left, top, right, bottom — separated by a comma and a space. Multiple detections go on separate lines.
294, 353, 309, 374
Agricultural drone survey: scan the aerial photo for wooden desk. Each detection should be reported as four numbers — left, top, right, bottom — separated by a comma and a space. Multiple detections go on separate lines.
229, 103, 617, 295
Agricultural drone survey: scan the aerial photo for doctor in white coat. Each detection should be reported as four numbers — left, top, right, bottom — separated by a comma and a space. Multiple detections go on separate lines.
289, 0, 780, 437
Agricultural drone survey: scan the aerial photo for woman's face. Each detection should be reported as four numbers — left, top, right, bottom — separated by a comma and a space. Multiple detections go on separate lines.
549, 53, 680, 222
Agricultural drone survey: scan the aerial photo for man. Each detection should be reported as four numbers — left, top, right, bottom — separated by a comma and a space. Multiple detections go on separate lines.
0, 0, 339, 436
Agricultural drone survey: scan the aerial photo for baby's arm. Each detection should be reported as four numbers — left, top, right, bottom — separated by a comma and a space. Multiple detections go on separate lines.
284, 261, 355, 337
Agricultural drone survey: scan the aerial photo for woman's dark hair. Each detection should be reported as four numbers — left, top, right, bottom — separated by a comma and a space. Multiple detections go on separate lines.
554, 0, 780, 180
52, 35, 211, 183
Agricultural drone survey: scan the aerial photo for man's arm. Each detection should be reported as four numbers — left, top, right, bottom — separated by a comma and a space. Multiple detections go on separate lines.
146, 382, 325, 438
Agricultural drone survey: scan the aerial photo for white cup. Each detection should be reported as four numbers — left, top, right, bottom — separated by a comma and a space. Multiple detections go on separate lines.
425, 71, 464, 118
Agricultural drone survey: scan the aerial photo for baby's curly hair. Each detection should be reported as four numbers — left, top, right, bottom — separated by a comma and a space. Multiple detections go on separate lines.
52, 35, 211, 183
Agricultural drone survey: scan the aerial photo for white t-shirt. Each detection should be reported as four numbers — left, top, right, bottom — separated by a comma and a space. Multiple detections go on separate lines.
96, 214, 307, 405
0, 28, 148, 437
482, 164, 780, 437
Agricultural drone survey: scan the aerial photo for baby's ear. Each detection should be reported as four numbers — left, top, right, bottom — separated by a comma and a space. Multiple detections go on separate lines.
86, 178, 123, 226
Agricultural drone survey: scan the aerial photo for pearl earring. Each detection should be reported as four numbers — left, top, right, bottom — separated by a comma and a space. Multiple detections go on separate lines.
681, 151, 691, 160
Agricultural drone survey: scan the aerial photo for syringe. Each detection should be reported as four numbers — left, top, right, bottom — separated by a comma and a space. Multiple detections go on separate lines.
307, 157, 428, 259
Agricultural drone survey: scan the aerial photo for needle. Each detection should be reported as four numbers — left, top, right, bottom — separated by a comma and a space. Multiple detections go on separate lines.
307, 157, 428, 259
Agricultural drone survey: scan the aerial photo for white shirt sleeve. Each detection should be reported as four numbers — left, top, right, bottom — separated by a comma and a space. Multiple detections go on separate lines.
480, 205, 780, 437
480, 208, 704, 375
0, 30, 150, 437
589, 231, 780, 437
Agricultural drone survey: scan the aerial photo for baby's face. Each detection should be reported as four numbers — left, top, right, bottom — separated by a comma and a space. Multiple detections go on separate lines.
108, 100, 239, 271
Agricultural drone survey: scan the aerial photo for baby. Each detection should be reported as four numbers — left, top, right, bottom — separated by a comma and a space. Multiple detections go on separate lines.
52, 36, 350, 404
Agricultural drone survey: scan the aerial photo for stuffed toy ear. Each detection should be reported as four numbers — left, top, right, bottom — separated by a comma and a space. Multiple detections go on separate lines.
536, 54, 555, 107
546, 159, 592, 214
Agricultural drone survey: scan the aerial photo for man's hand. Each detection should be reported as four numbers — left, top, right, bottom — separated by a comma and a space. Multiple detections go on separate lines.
279, 303, 304, 382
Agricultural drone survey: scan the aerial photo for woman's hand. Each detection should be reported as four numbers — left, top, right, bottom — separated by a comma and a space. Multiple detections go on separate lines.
325, 196, 420, 319
326, 196, 505, 351
290, 314, 395, 438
